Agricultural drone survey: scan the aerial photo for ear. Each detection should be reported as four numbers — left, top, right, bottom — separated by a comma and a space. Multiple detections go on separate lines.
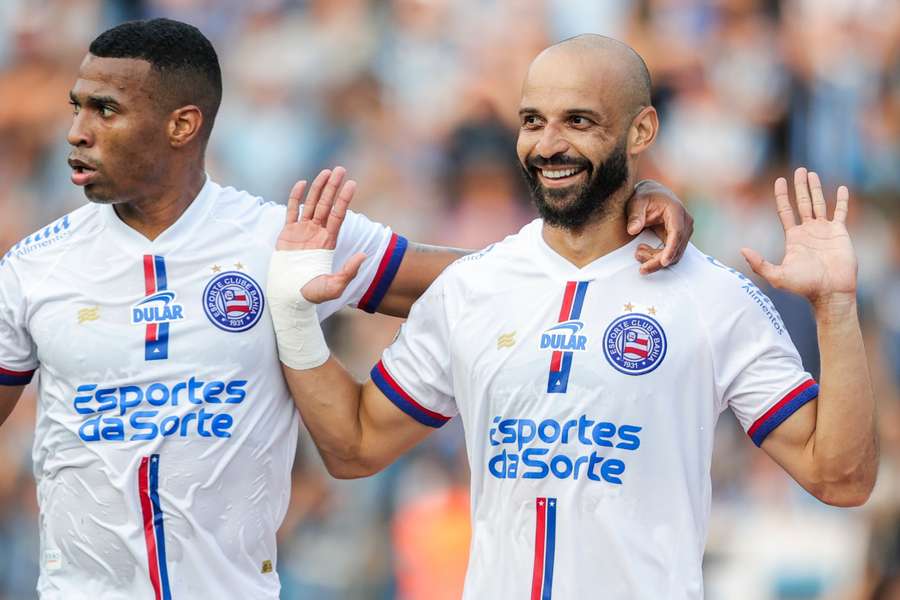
168, 105, 203, 148
627, 106, 658, 157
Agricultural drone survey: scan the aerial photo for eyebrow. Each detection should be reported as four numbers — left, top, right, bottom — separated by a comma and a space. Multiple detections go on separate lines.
518, 107, 605, 121
68, 91, 121, 108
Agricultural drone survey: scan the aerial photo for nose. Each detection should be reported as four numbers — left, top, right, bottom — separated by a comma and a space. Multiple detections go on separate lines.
67, 111, 92, 147
534, 122, 569, 159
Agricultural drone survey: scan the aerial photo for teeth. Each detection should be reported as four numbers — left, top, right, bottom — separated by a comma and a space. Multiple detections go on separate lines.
542, 168, 579, 179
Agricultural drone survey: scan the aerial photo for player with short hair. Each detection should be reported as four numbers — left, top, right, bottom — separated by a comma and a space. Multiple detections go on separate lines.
0, 20, 694, 599
270, 35, 878, 599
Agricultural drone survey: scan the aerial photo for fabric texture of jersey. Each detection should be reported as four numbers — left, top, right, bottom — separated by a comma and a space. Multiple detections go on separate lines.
0, 178, 407, 599
374, 219, 817, 599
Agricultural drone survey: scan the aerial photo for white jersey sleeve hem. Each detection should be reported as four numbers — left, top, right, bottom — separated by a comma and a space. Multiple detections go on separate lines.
370, 359, 452, 428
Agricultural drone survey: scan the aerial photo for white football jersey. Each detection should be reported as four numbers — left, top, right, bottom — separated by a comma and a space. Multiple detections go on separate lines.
375, 220, 817, 599
0, 177, 408, 599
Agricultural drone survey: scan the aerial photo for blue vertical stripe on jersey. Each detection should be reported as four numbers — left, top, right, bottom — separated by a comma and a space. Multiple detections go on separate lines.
154, 256, 167, 291
148, 454, 172, 600
542, 498, 558, 600
570, 281, 589, 319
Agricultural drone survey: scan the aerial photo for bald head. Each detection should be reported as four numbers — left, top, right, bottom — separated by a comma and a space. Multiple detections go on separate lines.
516, 34, 659, 231
529, 34, 652, 117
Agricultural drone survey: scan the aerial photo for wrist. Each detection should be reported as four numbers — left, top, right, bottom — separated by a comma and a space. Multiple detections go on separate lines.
812, 292, 858, 323
266, 250, 333, 370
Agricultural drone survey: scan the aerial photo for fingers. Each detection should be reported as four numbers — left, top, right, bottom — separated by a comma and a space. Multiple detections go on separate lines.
325, 180, 356, 240
808, 171, 828, 219
286, 180, 306, 224
773, 177, 795, 231
626, 195, 648, 235
793, 167, 813, 223
657, 206, 685, 267
312, 167, 346, 225
740, 247, 783, 288
635, 243, 664, 275
301, 169, 333, 221
834, 185, 850, 224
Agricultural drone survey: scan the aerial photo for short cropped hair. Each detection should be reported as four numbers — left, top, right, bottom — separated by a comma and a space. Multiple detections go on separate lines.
89, 18, 222, 143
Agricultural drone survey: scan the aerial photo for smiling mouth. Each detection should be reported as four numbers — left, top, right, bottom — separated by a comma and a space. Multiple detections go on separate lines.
537, 166, 587, 186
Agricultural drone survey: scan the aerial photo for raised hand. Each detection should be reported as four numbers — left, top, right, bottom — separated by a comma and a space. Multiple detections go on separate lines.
277, 167, 367, 304
741, 168, 856, 307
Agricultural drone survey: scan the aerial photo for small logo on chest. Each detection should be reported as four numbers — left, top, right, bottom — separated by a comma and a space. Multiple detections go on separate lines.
78, 306, 100, 324
497, 331, 516, 349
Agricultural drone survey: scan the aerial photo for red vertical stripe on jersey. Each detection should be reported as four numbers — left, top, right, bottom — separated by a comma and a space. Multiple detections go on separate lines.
143, 255, 156, 295
549, 351, 562, 372
531, 498, 547, 600
557, 281, 576, 322
139, 457, 163, 600
145, 323, 158, 343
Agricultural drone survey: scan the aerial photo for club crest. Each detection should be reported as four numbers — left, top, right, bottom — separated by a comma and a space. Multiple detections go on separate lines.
603, 313, 666, 375
203, 271, 264, 332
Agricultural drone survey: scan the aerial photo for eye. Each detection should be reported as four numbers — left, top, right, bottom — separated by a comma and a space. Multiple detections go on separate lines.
98, 105, 114, 118
521, 114, 542, 129
69, 100, 80, 115
569, 115, 592, 127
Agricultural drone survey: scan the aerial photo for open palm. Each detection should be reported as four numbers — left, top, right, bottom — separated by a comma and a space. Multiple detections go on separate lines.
742, 168, 857, 305
276, 167, 367, 303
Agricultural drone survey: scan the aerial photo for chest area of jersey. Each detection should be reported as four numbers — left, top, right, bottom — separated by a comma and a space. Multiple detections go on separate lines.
455, 279, 695, 397
29, 251, 272, 375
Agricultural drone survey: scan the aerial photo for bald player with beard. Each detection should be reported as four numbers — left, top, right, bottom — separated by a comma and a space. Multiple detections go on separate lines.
266, 35, 877, 598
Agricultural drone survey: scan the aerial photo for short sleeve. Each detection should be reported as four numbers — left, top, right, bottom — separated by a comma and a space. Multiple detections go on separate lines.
316, 209, 408, 320
371, 278, 456, 428
0, 261, 37, 385
701, 257, 817, 447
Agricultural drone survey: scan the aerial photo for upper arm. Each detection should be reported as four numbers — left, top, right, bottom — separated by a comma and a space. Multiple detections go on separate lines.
349, 378, 441, 474
354, 275, 459, 472
373, 242, 468, 318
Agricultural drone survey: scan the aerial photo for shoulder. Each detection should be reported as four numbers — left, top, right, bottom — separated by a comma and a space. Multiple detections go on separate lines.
670, 244, 787, 336
205, 181, 286, 246
440, 219, 540, 289
1, 203, 100, 273
207, 181, 286, 224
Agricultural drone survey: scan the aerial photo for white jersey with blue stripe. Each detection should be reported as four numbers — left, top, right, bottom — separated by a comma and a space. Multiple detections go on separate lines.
374, 219, 816, 600
0, 177, 408, 599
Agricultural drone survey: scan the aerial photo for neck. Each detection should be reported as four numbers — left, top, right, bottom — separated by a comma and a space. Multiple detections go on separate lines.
113, 167, 206, 241
540, 185, 634, 268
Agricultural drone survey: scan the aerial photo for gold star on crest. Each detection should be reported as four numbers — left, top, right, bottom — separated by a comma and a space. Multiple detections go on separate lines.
624, 302, 635, 312
211, 264, 222, 273
648, 306, 657, 315
234, 262, 244, 270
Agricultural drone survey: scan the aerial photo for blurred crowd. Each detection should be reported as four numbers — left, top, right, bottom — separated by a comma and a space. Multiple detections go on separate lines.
0, 0, 898, 598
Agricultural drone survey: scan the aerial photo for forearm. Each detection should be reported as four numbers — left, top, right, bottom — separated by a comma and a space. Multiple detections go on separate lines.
377, 243, 469, 317
282, 358, 371, 476
809, 295, 877, 495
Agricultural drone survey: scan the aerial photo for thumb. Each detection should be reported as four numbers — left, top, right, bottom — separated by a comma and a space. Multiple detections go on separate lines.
338, 252, 367, 282
740, 247, 781, 286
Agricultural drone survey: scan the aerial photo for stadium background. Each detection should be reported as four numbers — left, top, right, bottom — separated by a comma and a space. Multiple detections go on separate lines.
0, 0, 898, 598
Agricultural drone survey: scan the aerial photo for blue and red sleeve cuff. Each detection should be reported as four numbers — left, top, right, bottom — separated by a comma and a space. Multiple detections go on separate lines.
370, 360, 450, 428
0, 366, 36, 386
357, 233, 408, 314
748, 379, 819, 447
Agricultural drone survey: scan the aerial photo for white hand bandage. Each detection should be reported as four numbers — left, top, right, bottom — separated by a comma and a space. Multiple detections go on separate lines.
266, 249, 334, 370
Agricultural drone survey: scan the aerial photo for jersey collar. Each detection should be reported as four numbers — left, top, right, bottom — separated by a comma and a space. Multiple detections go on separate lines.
99, 175, 215, 252
531, 219, 661, 280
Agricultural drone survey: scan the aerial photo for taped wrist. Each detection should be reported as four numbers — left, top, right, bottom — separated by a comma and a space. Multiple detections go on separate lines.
266, 249, 334, 370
